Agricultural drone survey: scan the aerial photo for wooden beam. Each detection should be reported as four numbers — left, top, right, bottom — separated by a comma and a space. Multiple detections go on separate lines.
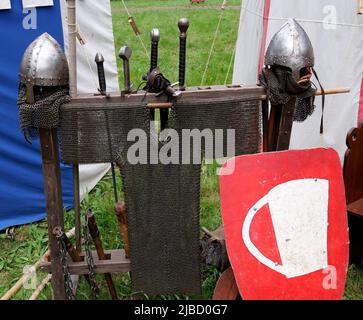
64, 85, 350, 109
40, 250, 131, 275
65, 85, 266, 107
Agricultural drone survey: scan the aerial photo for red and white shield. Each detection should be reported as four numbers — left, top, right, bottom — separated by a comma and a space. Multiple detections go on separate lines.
219, 148, 349, 300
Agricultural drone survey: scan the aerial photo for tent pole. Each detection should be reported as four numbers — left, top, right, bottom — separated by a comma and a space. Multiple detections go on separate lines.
67, 0, 81, 253
68, 0, 77, 97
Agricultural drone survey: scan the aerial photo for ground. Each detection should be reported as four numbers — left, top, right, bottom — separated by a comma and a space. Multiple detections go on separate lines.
0, 0, 362, 300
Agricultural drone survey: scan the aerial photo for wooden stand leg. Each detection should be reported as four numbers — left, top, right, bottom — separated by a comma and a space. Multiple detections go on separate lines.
262, 100, 269, 152
73, 165, 81, 252
267, 103, 282, 152
267, 98, 297, 152
276, 97, 297, 151
39, 128, 67, 300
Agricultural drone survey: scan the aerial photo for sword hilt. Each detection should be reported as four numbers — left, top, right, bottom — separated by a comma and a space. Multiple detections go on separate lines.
119, 46, 132, 94
95, 53, 107, 94
178, 18, 189, 91
150, 28, 160, 72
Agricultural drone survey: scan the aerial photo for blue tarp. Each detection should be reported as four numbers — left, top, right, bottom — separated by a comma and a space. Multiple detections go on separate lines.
0, 2, 73, 230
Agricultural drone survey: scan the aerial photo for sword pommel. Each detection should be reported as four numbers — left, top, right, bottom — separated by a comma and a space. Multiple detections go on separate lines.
95, 52, 104, 64
178, 18, 190, 34
150, 28, 160, 43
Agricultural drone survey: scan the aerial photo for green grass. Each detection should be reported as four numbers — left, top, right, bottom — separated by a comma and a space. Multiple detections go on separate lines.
1, 0, 363, 300
112, 0, 241, 88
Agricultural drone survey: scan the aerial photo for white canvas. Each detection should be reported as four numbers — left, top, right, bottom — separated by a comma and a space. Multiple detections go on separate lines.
22, 0, 54, 9
0, 0, 11, 10
60, 0, 120, 198
233, 0, 363, 162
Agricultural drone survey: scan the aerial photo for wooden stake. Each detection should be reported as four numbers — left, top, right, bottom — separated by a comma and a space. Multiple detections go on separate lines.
29, 274, 52, 300
115, 202, 130, 258
0, 228, 75, 301
86, 211, 118, 300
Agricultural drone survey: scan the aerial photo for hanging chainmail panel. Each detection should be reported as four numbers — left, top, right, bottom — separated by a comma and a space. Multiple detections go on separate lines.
259, 67, 317, 122
171, 97, 262, 157
59, 102, 149, 164
57, 95, 261, 295
59, 97, 261, 164
121, 160, 202, 295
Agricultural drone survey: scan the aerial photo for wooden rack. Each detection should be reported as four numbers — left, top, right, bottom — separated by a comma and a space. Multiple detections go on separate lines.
38, 84, 349, 299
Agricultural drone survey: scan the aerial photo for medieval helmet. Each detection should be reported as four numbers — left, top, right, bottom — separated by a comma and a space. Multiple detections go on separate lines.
265, 19, 315, 83
20, 32, 69, 87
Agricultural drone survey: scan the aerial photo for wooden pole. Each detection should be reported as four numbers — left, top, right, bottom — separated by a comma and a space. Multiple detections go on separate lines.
73, 166, 81, 252
39, 127, 67, 300
275, 97, 297, 151
23, 83, 67, 300
260, 87, 350, 102
68, 0, 77, 97
261, 99, 269, 152
67, 0, 81, 252
267, 103, 282, 152
29, 274, 52, 300
0, 258, 46, 301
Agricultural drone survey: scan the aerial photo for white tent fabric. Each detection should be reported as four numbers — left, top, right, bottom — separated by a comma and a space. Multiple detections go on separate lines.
0, 0, 11, 10
60, 0, 119, 198
233, 0, 363, 161
22, 0, 54, 8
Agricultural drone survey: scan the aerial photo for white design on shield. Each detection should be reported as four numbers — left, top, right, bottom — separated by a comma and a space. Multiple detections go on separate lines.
242, 179, 329, 278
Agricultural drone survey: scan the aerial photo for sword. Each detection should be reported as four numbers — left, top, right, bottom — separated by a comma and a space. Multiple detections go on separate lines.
119, 46, 132, 94
150, 28, 160, 73
94, 53, 118, 203
178, 18, 189, 91
95, 53, 107, 95
149, 28, 160, 121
